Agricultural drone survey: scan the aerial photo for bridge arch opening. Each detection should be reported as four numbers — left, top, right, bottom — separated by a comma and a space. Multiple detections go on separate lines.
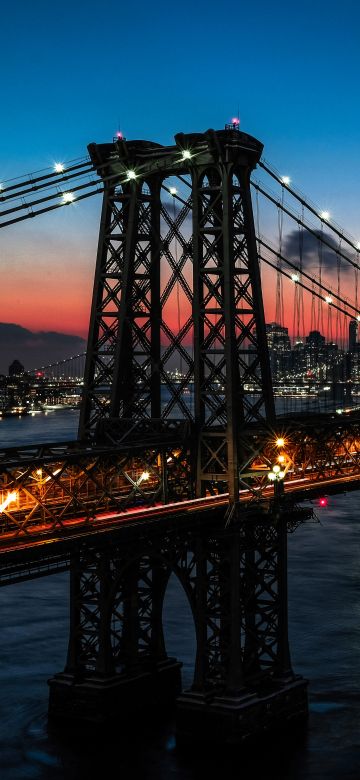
159, 173, 194, 421
162, 572, 196, 688
108, 552, 197, 690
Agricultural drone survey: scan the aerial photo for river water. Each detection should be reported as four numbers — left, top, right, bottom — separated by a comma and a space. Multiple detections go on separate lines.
0, 410, 359, 778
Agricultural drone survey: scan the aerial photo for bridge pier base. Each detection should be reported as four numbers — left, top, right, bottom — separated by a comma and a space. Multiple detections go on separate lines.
176, 678, 308, 746
48, 658, 182, 728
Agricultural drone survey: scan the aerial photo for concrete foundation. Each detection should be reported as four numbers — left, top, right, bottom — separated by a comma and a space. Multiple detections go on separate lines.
176, 677, 308, 746
48, 658, 182, 728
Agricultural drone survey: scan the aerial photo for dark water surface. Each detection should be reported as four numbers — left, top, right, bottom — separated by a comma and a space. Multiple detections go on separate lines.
0, 411, 359, 778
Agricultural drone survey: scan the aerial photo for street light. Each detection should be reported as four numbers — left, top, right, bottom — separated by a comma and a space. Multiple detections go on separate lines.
268, 465, 286, 494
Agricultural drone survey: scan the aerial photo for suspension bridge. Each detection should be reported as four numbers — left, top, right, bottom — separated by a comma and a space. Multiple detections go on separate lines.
1, 123, 360, 744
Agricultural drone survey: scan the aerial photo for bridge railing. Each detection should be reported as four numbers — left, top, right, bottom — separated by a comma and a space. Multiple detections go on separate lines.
0, 428, 193, 545
0, 413, 360, 546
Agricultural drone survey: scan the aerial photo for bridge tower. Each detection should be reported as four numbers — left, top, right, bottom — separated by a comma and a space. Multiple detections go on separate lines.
78, 127, 275, 502
49, 128, 308, 744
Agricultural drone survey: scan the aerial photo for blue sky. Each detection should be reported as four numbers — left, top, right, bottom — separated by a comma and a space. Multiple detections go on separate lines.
1, 0, 360, 336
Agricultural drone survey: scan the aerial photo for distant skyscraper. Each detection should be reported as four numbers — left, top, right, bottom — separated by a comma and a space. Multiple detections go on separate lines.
8, 359, 24, 377
266, 323, 291, 379
349, 319, 358, 351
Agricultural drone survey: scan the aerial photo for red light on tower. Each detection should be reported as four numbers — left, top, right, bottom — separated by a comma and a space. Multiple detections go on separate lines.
319, 497, 328, 507
232, 117, 240, 127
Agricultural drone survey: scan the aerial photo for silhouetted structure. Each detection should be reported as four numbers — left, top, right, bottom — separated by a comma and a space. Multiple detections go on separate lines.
3, 127, 360, 748
48, 128, 307, 743
8, 359, 24, 377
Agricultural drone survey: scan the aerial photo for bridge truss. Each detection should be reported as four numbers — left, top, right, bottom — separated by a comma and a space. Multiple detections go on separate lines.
2, 125, 360, 742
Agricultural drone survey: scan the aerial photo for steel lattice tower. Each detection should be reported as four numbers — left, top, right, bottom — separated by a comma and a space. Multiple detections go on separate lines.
79, 128, 275, 504
48, 128, 308, 743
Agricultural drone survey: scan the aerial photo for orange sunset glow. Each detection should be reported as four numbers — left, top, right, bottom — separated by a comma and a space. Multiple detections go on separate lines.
1, 191, 358, 348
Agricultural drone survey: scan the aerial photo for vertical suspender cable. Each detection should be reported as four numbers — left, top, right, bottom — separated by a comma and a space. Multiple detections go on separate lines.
276, 189, 285, 326
173, 195, 182, 375
317, 224, 324, 334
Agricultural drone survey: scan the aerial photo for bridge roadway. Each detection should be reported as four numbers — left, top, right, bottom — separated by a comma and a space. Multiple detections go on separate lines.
0, 468, 359, 587
0, 409, 360, 584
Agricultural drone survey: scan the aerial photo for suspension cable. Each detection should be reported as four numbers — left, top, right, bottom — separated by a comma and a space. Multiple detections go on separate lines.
260, 254, 357, 323
0, 187, 104, 228
0, 160, 93, 203
259, 158, 360, 256
258, 237, 359, 317
251, 179, 360, 275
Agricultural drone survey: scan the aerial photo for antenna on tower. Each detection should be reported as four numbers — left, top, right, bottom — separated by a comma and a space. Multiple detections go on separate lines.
114, 120, 126, 142
225, 114, 240, 131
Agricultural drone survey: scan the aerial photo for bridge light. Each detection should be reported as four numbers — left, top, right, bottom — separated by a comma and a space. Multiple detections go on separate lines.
54, 163, 64, 173
182, 150, 192, 161
325, 295, 333, 304
268, 464, 285, 482
320, 210, 330, 221
169, 187, 177, 196
0, 491, 18, 513
140, 471, 150, 483
275, 437, 285, 447
36, 469, 42, 477
357, 314, 360, 322
281, 176, 291, 185
278, 455, 285, 463
126, 170, 137, 181
291, 273, 300, 282
62, 192, 74, 204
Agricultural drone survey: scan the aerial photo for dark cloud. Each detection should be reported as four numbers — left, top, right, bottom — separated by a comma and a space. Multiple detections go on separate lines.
0, 323, 86, 375
282, 229, 353, 274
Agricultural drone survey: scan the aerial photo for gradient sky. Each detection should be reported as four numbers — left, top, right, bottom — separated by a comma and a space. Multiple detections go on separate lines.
2, 0, 360, 341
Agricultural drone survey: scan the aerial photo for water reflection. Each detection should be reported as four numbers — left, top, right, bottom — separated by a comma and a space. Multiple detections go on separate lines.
0, 412, 359, 777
